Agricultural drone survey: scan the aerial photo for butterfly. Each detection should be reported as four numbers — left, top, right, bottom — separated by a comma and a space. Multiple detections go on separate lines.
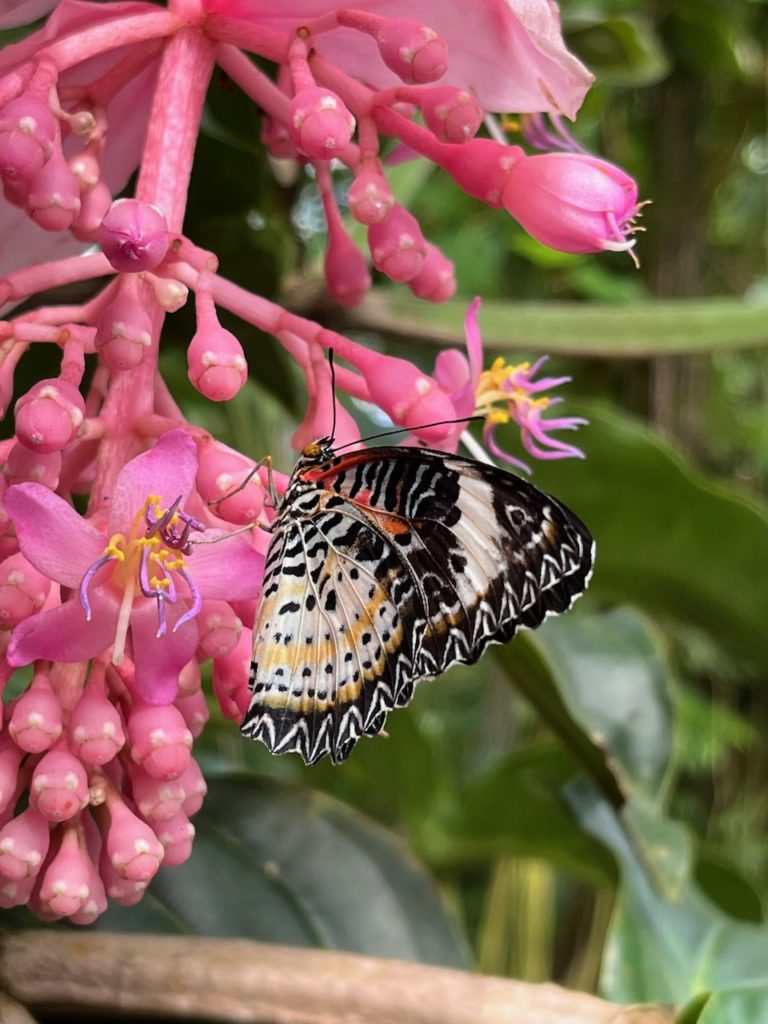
240, 435, 595, 765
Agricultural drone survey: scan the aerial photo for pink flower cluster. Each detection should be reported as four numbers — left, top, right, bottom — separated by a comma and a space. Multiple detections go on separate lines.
0, 0, 637, 923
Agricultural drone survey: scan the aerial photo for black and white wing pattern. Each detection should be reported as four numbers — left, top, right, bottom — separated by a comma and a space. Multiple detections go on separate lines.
241, 444, 594, 764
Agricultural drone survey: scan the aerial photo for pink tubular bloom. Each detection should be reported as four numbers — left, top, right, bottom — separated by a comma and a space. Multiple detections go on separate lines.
14, 377, 85, 452
4, 430, 263, 704
501, 152, 641, 256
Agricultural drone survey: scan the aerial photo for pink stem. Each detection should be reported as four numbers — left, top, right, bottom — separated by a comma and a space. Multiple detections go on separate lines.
215, 44, 291, 123
39, 11, 179, 72
136, 27, 215, 230
204, 14, 290, 63
0, 254, 114, 311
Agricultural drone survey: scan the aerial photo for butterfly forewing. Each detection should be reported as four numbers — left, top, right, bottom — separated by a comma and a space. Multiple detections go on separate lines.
242, 445, 594, 764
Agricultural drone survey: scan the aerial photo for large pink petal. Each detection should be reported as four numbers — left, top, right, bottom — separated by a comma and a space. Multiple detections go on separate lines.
7, 590, 120, 666
4, 482, 105, 587
129, 598, 198, 705
109, 430, 198, 533
188, 531, 264, 600
206, 0, 593, 117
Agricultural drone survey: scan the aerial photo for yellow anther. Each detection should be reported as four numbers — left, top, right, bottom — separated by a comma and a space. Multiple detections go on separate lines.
165, 557, 184, 571
104, 534, 127, 561
150, 576, 171, 591
488, 409, 510, 426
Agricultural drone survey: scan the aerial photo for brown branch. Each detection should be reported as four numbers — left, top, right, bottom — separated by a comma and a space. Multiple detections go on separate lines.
0, 930, 674, 1024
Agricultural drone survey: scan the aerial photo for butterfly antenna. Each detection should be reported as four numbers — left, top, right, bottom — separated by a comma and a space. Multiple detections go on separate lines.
328, 348, 337, 444
334, 415, 485, 451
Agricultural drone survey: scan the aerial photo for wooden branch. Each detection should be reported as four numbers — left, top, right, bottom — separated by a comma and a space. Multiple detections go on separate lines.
0, 931, 674, 1024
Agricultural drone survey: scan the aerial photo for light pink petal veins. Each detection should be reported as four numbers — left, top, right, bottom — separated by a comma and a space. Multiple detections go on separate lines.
7, 590, 121, 667
4, 483, 105, 588
109, 430, 198, 533
188, 531, 264, 601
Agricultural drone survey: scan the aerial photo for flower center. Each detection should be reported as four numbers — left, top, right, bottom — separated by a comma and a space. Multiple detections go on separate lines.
474, 357, 551, 427
78, 495, 204, 662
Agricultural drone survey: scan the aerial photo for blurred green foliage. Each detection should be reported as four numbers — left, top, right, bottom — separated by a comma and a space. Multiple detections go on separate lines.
4, 3, 768, 1022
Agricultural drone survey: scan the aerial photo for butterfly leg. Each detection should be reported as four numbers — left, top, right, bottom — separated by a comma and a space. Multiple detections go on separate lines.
207, 454, 279, 509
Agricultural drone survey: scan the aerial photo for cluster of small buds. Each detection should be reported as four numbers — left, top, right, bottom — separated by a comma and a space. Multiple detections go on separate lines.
0, 0, 637, 922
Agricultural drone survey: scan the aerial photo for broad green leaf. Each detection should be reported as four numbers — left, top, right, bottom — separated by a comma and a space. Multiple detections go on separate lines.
93, 777, 471, 968
529, 403, 768, 670
344, 294, 768, 357
527, 608, 674, 796
567, 779, 768, 1017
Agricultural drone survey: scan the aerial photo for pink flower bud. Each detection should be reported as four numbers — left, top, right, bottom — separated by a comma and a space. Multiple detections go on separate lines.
146, 274, 188, 312
98, 848, 148, 905
187, 320, 247, 402
341, 12, 448, 83
155, 810, 195, 867
420, 87, 483, 143
95, 277, 153, 370
5, 443, 61, 488
25, 147, 81, 231
127, 703, 193, 781
358, 351, 457, 444
212, 630, 251, 723
178, 757, 207, 817
14, 377, 85, 453
325, 228, 371, 307
30, 749, 89, 822
71, 180, 112, 241
0, 735, 24, 814
368, 205, 427, 282
197, 599, 242, 660
174, 689, 209, 739
9, 671, 62, 753
408, 243, 456, 302
37, 823, 93, 918
178, 658, 201, 698
196, 442, 265, 525
70, 857, 106, 925
130, 765, 185, 823
0, 552, 51, 629
289, 86, 355, 159
348, 167, 394, 225
0, 873, 35, 908
0, 96, 56, 183
69, 680, 126, 765
104, 796, 164, 882
501, 152, 641, 255
0, 806, 50, 881
97, 198, 170, 273
68, 146, 101, 191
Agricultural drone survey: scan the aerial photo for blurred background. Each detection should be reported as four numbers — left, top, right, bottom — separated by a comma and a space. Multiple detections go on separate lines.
6, 0, 768, 1019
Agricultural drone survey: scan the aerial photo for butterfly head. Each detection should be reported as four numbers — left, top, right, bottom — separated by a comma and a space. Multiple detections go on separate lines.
301, 436, 335, 463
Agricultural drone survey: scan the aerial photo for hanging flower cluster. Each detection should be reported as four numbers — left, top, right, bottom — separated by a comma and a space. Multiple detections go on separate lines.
0, 0, 639, 923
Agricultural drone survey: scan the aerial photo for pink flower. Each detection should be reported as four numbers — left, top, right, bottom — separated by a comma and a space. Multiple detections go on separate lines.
501, 152, 642, 256
4, 430, 263, 703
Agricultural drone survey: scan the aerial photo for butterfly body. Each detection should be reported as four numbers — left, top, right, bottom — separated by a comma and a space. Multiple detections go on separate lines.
241, 441, 594, 765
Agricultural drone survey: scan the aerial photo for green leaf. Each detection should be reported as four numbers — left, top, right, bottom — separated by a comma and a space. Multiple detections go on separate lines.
93, 777, 470, 968
528, 403, 768, 671
567, 779, 768, 1014
527, 608, 674, 796
343, 294, 768, 357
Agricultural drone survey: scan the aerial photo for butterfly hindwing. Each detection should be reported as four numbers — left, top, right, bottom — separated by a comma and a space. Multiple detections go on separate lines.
242, 445, 594, 764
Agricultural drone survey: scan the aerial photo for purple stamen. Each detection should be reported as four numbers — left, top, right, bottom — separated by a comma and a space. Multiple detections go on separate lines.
173, 565, 203, 632
144, 495, 182, 538
78, 552, 117, 621
138, 544, 154, 599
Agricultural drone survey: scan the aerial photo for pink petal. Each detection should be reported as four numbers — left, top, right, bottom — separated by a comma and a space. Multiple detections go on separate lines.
130, 600, 198, 705
434, 348, 470, 394
4, 483, 105, 587
0, 0, 59, 29
188, 532, 264, 600
206, 0, 593, 116
109, 430, 198, 533
7, 591, 120, 666
463, 296, 484, 390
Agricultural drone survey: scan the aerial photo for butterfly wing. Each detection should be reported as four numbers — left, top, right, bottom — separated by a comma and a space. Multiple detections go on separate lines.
242, 446, 594, 764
